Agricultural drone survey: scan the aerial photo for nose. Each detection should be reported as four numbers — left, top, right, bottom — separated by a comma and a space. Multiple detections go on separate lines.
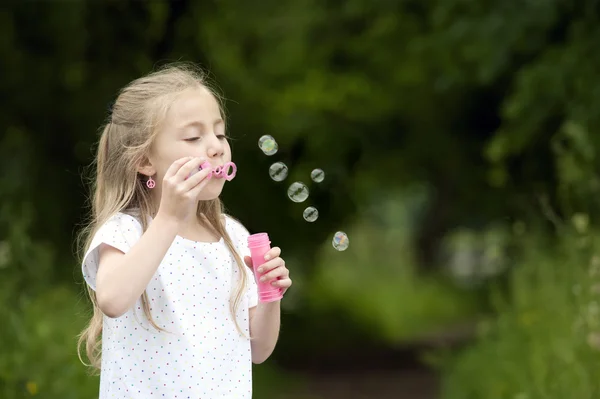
206, 134, 224, 159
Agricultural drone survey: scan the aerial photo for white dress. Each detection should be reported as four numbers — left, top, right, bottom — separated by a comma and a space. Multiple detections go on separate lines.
82, 212, 258, 399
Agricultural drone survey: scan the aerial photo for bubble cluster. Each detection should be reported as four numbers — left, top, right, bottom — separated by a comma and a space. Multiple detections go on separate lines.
303, 206, 319, 222
287, 182, 309, 203
311, 168, 325, 183
269, 162, 288, 182
258, 136, 347, 251
332, 231, 349, 251
258, 135, 278, 156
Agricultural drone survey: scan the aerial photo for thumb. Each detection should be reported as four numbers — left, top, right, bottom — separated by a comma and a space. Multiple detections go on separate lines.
243, 255, 253, 268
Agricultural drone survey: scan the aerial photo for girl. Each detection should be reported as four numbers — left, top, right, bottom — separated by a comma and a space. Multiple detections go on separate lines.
77, 63, 292, 399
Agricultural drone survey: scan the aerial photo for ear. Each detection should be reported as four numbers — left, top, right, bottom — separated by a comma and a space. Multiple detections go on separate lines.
137, 156, 156, 177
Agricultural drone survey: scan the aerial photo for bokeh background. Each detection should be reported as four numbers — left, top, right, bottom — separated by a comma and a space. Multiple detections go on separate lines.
3, 1, 600, 398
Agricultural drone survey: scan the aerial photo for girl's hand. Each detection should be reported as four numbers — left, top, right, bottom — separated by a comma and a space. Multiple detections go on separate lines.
156, 157, 212, 223
244, 246, 292, 295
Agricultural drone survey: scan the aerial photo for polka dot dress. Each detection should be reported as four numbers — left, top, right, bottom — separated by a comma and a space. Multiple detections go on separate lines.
82, 213, 259, 399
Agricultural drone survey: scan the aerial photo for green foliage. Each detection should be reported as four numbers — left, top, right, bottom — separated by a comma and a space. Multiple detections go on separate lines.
0, 285, 98, 399
438, 225, 600, 399
3, 0, 600, 396
309, 186, 481, 342
0, 170, 99, 397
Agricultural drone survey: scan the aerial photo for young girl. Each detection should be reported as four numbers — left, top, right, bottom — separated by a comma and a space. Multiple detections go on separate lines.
77, 63, 292, 399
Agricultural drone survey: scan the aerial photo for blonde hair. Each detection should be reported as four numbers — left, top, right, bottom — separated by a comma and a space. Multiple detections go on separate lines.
77, 63, 248, 372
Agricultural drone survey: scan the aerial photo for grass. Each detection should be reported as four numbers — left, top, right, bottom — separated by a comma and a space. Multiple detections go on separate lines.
438, 229, 600, 399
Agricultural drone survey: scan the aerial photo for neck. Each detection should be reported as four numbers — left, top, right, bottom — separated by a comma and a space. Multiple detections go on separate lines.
149, 188, 220, 240
179, 212, 222, 243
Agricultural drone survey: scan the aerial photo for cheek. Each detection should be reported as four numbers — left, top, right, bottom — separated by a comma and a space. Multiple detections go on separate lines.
224, 141, 232, 159
152, 153, 175, 178
196, 181, 224, 200
151, 142, 189, 175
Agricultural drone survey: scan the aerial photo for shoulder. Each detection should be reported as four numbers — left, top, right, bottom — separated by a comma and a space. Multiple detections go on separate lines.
90, 211, 144, 250
99, 212, 144, 237
106, 211, 143, 228
82, 212, 143, 290
223, 214, 249, 238
222, 214, 251, 254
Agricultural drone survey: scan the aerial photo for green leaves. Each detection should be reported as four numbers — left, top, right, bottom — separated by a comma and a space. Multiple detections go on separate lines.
441, 229, 600, 399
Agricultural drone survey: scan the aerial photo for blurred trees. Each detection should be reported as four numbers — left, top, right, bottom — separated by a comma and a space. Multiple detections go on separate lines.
2, 0, 600, 397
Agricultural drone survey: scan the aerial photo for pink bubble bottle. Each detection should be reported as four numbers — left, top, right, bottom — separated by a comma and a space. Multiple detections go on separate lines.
247, 233, 284, 302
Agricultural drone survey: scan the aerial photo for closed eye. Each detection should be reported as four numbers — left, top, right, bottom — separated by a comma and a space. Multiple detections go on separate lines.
217, 135, 228, 140
184, 137, 201, 142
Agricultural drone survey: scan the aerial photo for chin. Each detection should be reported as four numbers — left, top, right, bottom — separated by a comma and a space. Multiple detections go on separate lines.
197, 182, 225, 201
197, 193, 221, 201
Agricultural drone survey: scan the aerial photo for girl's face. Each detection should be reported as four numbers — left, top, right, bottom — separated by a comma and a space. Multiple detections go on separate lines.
144, 86, 231, 201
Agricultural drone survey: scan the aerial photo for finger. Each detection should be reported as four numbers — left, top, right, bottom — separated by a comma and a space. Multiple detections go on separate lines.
257, 257, 284, 274
263, 246, 281, 261
186, 174, 212, 198
163, 156, 194, 180
259, 265, 288, 283
271, 278, 292, 289
244, 256, 253, 268
175, 157, 207, 182
181, 166, 211, 192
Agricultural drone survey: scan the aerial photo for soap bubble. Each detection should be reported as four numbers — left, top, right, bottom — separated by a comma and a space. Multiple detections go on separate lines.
287, 182, 309, 203
332, 231, 349, 251
303, 206, 319, 222
311, 168, 325, 183
258, 135, 278, 156
269, 162, 288, 182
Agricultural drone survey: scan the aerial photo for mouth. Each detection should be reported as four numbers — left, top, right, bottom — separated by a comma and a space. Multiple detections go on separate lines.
199, 161, 213, 170
196, 161, 237, 181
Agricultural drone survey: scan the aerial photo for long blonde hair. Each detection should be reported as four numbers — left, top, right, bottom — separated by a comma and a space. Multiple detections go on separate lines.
77, 63, 248, 372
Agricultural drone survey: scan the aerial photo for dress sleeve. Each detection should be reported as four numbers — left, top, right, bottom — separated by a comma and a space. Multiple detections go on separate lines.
81, 213, 143, 291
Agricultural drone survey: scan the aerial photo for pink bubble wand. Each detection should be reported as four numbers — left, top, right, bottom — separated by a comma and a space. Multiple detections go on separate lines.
189, 161, 237, 181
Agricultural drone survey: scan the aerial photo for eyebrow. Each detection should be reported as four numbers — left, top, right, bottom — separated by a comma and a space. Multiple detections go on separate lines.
180, 119, 224, 130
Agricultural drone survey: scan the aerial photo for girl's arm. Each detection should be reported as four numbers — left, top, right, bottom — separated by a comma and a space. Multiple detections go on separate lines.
248, 302, 281, 364
95, 157, 212, 318
95, 213, 179, 318
244, 246, 292, 364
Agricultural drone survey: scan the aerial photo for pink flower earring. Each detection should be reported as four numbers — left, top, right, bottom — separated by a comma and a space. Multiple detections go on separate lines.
146, 176, 156, 189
